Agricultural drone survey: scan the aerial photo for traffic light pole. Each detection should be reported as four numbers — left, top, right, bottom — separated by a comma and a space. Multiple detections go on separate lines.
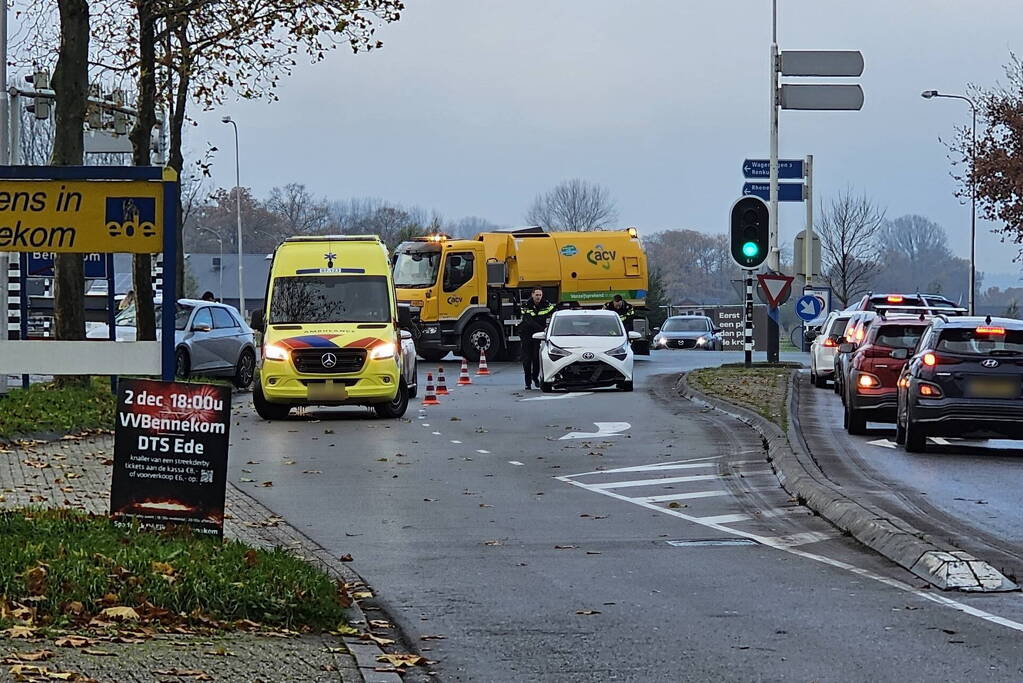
744, 271, 754, 368
766, 10, 781, 364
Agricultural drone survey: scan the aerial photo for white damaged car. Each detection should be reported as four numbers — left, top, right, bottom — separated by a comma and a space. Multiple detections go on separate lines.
533, 309, 640, 392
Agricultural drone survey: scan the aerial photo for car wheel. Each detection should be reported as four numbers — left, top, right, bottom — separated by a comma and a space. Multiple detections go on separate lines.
814, 373, 828, 389
903, 411, 927, 453
233, 349, 256, 389
617, 381, 634, 392
845, 401, 867, 435
408, 362, 419, 399
253, 382, 291, 420
461, 321, 500, 363
540, 381, 553, 393
895, 416, 906, 445
374, 380, 409, 419
175, 348, 190, 379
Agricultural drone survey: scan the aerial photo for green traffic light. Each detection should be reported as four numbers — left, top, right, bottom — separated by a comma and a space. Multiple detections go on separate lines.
742, 241, 760, 258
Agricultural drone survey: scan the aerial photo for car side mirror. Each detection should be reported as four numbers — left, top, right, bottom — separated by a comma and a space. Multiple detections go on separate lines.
653, 326, 660, 332
713, 328, 722, 335
192, 322, 211, 333
400, 329, 413, 340
532, 332, 546, 340
838, 342, 854, 354
890, 348, 909, 360
250, 309, 265, 332
628, 331, 642, 340
397, 304, 412, 328
836, 336, 847, 345
805, 331, 818, 342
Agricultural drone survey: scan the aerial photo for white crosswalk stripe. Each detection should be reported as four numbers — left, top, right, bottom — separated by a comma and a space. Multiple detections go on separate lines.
589, 474, 720, 490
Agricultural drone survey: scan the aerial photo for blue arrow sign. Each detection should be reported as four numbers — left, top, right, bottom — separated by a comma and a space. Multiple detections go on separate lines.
743, 182, 805, 202
795, 294, 823, 322
27, 252, 108, 278
742, 159, 804, 179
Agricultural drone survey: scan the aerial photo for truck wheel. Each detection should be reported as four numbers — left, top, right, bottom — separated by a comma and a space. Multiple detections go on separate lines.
417, 348, 447, 363
461, 321, 500, 362
253, 382, 291, 420
374, 381, 409, 419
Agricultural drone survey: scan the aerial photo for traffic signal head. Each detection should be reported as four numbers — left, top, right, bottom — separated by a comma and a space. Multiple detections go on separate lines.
730, 196, 770, 269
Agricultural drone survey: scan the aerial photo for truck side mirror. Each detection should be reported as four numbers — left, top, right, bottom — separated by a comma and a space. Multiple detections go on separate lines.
397, 304, 412, 328
250, 309, 265, 332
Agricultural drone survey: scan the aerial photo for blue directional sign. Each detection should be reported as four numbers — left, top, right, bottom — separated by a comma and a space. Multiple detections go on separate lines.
27, 252, 108, 278
742, 159, 804, 179
795, 294, 824, 322
743, 182, 805, 203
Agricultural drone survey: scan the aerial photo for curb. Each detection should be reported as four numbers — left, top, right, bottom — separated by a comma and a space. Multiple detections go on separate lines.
676, 370, 1018, 593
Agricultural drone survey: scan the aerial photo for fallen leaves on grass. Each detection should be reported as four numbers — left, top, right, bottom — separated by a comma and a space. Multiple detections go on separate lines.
97, 606, 140, 622
3, 626, 36, 639
54, 636, 98, 648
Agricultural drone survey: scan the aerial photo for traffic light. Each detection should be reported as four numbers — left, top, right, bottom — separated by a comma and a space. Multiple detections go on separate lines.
25, 70, 51, 120
729, 196, 770, 269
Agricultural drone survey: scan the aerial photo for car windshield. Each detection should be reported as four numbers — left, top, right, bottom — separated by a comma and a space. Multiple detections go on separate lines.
936, 328, 1023, 356
551, 315, 623, 337
828, 317, 850, 335
874, 325, 925, 349
173, 304, 190, 330
269, 275, 391, 324
662, 318, 709, 332
393, 250, 441, 288
114, 303, 170, 328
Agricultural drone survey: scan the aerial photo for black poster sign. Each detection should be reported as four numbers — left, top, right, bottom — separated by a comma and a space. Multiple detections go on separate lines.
110, 379, 232, 537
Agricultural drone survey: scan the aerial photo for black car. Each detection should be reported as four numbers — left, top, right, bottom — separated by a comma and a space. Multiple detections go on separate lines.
896, 316, 1023, 452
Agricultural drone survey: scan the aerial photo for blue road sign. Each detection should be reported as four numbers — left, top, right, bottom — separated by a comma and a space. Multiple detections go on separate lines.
743, 182, 804, 202
742, 159, 804, 179
795, 294, 823, 322
27, 251, 108, 278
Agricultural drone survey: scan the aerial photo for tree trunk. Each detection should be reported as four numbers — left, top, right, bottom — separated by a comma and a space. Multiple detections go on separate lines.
50, 0, 90, 388
130, 0, 158, 342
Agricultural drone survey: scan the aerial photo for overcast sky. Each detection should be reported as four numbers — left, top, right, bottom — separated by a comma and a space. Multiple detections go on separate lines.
194, 1, 1023, 286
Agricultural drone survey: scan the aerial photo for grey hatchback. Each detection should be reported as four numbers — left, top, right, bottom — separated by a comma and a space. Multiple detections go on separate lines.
173, 300, 257, 388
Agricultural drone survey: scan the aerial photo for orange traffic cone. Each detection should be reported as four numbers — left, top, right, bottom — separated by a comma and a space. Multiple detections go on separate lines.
436, 367, 449, 395
422, 372, 440, 406
476, 349, 491, 376
457, 358, 473, 385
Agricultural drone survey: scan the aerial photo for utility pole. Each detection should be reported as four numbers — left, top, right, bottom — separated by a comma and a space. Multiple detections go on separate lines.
804, 154, 813, 286
0, 0, 10, 395
766, 0, 781, 362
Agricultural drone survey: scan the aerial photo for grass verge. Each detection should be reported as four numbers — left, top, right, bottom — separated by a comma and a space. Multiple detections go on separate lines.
0, 378, 115, 440
687, 365, 793, 430
0, 509, 347, 632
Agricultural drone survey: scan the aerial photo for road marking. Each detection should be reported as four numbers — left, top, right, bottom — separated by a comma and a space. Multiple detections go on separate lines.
637, 490, 728, 503
694, 513, 752, 525
476, 449, 491, 454
568, 455, 722, 478
422, 423, 430, 427
868, 438, 897, 449
765, 531, 841, 547
451, 440, 462, 444
509, 460, 524, 466
521, 392, 593, 402
559, 422, 631, 440
580, 462, 718, 476
432, 431, 441, 435
589, 474, 720, 490
556, 472, 1023, 637
930, 437, 952, 446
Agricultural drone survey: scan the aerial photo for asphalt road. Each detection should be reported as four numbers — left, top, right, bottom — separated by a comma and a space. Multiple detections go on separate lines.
796, 370, 1023, 579
230, 350, 1023, 682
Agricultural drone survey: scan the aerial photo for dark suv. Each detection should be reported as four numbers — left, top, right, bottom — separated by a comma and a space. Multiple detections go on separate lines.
842, 317, 930, 434
896, 316, 1023, 452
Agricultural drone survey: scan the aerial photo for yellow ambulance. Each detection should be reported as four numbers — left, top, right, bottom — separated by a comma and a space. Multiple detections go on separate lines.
251, 236, 417, 420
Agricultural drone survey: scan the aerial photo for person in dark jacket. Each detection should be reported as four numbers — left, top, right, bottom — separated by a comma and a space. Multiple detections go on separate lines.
605, 294, 635, 332
518, 288, 555, 390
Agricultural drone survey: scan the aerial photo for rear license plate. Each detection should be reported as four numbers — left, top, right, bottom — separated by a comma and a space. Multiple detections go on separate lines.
965, 377, 1020, 399
308, 382, 349, 401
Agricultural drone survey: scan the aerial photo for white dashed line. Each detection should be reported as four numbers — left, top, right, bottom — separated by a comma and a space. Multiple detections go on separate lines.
451, 440, 462, 444
432, 431, 441, 435
508, 460, 524, 466
476, 449, 491, 454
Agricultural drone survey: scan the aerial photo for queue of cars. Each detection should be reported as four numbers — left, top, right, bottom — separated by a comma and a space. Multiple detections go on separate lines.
807, 293, 1023, 452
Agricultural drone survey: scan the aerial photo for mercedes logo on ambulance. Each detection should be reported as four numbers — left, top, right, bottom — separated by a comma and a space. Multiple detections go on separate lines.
321, 352, 338, 368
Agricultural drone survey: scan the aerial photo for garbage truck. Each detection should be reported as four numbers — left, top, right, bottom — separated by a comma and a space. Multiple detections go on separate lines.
392, 226, 650, 362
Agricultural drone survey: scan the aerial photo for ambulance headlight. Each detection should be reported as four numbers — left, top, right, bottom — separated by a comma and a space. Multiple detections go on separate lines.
370, 342, 397, 360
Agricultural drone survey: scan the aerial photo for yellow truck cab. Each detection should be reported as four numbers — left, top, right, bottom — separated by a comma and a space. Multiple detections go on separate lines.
250, 236, 417, 420
392, 227, 649, 362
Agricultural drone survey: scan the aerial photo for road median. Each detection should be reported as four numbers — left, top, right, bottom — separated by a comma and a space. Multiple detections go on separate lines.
676, 365, 1018, 593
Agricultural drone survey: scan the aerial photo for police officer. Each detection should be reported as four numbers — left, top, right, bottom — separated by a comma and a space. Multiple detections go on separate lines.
519, 288, 555, 390
605, 294, 635, 332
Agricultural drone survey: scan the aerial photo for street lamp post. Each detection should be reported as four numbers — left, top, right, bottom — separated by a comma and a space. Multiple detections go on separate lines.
921, 89, 977, 316
221, 116, 245, 317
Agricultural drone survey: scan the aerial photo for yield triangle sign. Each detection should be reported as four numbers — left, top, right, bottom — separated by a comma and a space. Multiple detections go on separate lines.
757, 272, 794, 308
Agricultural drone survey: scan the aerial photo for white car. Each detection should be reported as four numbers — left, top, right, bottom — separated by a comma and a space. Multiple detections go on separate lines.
809, 311, 852, 388
534, 309, 640, 392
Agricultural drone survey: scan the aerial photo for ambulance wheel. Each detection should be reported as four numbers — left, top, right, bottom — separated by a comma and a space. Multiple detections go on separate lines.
375, 381, 409, 419
253, 382, 291, 420
461, 321, 499, 362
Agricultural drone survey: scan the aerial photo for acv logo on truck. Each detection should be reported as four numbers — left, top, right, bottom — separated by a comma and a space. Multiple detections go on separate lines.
105, 197, 157, 238
586, 245, 617, 270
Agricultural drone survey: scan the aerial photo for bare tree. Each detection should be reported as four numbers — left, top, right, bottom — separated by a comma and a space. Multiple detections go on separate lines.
817, 190, 887, 306
525, 179, 618, 231
266, 184, 329, 236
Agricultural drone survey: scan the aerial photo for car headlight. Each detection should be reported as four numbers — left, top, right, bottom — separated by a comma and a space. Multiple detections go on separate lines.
547, 343, 571, 361
370, 342, 397, 360
263, 344, 289, 361
607, 343, 629, 361
654, 336, 666, 347
696, 336, 707, 346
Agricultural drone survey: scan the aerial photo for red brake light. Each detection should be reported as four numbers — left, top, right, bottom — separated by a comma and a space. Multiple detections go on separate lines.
823, 337, 836, 348
886, 295, 904, 303
976, 326, 1006, 335
922, 352, 937, 367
